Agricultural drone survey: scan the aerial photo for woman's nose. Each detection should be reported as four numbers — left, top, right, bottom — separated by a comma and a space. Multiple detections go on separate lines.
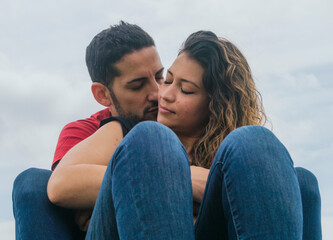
159, 84, 176, 102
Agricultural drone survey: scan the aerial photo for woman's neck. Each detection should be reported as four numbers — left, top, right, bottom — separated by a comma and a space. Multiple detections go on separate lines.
177, 134, 199, 160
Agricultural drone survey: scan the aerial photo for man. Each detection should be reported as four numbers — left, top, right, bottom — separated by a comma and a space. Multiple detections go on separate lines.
47, 21, 165, 209
12, 21, 175, 239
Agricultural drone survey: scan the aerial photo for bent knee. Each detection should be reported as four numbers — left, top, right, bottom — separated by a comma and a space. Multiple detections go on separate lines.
126, 121, 179, 146
13, 168, 51, 203
227, 125, 273, 142
222, 125, 283, 158
296, 167, 321, 203
217, 125, 295, 174
115, 121, 188, 168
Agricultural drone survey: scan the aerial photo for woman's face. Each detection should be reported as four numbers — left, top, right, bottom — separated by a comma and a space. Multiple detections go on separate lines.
157, 52, 210, 137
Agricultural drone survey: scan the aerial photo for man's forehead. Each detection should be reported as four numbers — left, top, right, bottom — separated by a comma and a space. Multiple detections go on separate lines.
114, 47, 163, 80
117, 46, 160, 66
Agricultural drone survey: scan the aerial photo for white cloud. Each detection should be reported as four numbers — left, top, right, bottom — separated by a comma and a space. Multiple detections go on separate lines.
322, 216, 333, 239
0, 220, 14, 240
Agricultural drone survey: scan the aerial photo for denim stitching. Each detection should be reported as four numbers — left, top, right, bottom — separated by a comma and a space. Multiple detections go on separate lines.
223, 174, 241, 240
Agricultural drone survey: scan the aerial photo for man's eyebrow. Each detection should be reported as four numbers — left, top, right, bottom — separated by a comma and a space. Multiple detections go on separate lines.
155, 67, 164, 75
167, 69, 200, 89
127, 77, 146, 85
127, 67, 165, 85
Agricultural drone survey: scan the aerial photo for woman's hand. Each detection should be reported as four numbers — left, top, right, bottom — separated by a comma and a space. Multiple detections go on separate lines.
190, 166, 209, 204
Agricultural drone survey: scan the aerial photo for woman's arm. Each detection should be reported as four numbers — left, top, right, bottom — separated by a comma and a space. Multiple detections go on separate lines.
191, 165, 209, 216
47, 121, 123, 209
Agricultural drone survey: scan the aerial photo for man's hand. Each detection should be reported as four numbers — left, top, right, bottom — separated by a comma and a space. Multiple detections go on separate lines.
75, 209, 92, 232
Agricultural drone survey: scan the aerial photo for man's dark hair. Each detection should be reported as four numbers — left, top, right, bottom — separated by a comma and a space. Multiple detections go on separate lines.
86, 21, 155, 86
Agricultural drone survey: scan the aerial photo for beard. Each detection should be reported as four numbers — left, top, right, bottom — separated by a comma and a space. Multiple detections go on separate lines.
109, 88, 157, 122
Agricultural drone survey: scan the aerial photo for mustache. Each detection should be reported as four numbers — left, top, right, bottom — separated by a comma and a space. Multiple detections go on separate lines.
143, 101, 158, 114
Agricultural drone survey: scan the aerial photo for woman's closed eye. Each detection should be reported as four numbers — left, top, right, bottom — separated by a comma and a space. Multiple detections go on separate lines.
181, 89, 194, 94
163, 80, 195, 94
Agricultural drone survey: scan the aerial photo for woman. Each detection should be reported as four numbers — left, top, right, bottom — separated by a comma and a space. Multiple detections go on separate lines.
156, 31, 322, 239
50, 31, 321, 239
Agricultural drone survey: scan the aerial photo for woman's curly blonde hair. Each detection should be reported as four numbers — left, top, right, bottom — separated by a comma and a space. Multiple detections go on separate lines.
179, 31, 267, 168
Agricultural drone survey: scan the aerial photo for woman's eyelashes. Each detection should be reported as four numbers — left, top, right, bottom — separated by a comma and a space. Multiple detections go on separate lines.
163, 79, 194, 95
181, 89, 194, 95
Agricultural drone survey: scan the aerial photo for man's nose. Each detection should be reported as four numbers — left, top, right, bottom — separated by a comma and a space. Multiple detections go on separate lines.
147, 80, 159, 102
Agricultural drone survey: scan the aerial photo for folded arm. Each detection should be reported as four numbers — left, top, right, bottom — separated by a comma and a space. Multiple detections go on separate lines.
47, 121, 123, 209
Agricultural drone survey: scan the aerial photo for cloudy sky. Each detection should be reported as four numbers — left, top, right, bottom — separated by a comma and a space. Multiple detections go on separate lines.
1, 0, 332, 238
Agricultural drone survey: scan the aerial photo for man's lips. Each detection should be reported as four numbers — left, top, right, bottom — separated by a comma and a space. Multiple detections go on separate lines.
159, 105, 175, 114
146, 106, 158, 113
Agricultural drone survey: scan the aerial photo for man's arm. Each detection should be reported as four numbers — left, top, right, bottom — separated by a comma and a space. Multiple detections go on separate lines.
47, 121, 123, 209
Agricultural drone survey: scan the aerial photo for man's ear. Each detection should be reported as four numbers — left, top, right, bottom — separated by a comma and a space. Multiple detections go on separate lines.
91, 82, 113, 107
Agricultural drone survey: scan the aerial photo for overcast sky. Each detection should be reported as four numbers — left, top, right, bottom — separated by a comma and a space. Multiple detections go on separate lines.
1, 0, 332, 238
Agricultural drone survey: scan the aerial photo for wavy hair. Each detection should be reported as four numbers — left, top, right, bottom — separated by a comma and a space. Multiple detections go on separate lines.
179, 31, 267, 168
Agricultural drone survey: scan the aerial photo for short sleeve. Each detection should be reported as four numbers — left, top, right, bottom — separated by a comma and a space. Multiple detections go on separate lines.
51, 108, 111, 170
52, 120, 98, 170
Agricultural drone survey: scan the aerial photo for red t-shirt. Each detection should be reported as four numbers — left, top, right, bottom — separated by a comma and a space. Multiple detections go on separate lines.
52, 108, 111, 170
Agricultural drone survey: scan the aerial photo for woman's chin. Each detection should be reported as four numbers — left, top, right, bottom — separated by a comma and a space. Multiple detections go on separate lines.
157, 115, 172, 128
157, 114, 165, 124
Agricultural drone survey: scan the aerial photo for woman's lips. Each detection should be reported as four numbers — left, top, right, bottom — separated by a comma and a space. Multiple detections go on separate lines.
159, 105, 175, 114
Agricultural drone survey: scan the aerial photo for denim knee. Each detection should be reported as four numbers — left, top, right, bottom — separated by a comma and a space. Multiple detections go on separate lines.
124, 121, 186, 154
113, 121, 188, 169
295, 167, 321, 205
13, 168, 51, 207
127, 121, 179, 144
224, 125, 276, 147
218, 125, 289, 165
213, 125, 297, 191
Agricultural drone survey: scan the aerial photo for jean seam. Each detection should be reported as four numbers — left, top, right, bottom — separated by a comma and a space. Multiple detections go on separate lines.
113, 135, 150, 239
223, 173, 241, 240
222, 127, 254, 240
128, 164, 148, 238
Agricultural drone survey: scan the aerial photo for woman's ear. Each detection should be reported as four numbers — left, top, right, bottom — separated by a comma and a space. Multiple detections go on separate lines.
91, 82, 113, 107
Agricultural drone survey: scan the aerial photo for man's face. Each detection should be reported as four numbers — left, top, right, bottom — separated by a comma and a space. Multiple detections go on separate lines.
109, 46, 164, 122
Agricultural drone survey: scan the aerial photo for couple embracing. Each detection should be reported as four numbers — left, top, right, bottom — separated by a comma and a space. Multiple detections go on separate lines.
13, 22, 321, 239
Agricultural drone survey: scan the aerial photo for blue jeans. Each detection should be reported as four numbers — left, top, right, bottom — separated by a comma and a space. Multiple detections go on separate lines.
12, 122, 322, 239
12, 168, 85, 240
193, 125, 322, 239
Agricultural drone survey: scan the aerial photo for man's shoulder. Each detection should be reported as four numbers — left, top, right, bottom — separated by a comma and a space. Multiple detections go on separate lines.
52, 108, 111, 169
89, 108, 112, 122
63, 108, 111, 130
